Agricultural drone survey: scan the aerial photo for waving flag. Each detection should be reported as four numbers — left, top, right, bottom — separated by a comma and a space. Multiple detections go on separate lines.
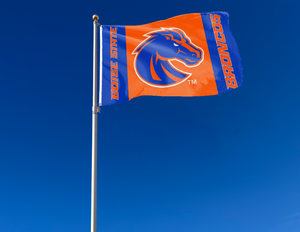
100, 12, 243, 106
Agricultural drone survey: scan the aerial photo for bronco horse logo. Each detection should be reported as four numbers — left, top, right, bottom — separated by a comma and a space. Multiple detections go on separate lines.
133, 28, 204, 88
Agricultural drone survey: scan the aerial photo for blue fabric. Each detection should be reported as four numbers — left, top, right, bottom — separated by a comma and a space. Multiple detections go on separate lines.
101, 25, 129, 106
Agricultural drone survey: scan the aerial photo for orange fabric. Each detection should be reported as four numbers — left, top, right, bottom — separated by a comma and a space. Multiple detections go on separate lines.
125, 13, 218, 100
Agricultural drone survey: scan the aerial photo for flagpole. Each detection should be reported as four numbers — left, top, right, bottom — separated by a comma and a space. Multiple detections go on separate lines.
91, 14, 99, 232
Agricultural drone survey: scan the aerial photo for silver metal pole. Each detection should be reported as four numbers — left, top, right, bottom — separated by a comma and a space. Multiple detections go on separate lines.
91, 14, 99, 232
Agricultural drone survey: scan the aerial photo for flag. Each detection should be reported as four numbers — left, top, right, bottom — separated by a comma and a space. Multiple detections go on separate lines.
100, 12, 243, 106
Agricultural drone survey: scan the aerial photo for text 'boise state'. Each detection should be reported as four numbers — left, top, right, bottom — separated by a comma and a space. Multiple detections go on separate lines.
210, 14, 237, 89
110, 27, 119, 100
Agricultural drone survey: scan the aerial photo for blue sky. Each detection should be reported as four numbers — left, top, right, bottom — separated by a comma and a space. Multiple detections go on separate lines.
0, 0, 300, 232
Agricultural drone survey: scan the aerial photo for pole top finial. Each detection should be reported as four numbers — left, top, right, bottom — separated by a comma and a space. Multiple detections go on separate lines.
93, 15, 99, 21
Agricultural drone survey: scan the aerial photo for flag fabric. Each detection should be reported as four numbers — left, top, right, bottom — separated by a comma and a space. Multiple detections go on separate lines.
100, 12, 243, 106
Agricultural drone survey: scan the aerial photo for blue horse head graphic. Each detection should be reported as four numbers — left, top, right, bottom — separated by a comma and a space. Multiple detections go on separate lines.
133, 28, 204, 87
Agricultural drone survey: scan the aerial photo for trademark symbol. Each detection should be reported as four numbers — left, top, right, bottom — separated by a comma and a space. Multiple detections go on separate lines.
188, 79, 197, 85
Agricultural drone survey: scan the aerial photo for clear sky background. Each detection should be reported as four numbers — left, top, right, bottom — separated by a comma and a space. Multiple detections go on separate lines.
0, 0, 299, 232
